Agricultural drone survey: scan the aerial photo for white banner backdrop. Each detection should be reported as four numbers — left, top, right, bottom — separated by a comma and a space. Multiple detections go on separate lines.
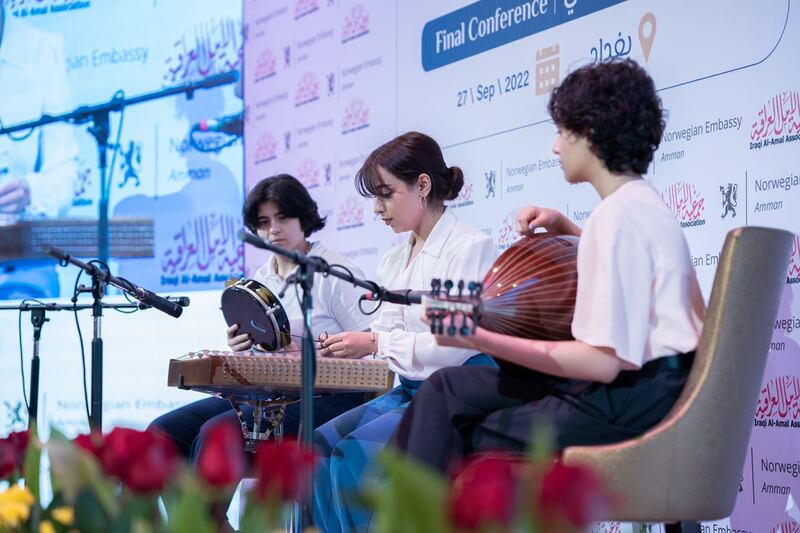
244, 1, 800, 530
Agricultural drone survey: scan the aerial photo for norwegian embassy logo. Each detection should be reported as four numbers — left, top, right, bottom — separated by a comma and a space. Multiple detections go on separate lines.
660, 182, 706, 228
254, 48, 278, 82
294, 0, 319, 19
788, 234, 800, 285
342, 4, 370, 43
342, 98, 370, 134
297, 158, 321, 189
447, 179, 475, 209
749, 90, 800, 150
295, 72, 320, 107
754, 375, 800, 429
496, 210, 521, 251
253, 132, 278, 165
720, 183, 738, 219
72, 166, 93, 207
336, 196, 365, 230
485, 170, 497, 198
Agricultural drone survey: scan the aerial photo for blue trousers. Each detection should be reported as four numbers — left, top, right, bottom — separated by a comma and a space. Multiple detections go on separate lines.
312, 354, 495, 533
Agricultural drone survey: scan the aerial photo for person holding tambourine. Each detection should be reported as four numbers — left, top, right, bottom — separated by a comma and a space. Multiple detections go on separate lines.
150, 173, 373, 470
391, 60, 706, 474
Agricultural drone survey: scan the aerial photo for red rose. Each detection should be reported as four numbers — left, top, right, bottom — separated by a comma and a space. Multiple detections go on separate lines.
449, 455, 518, 531
73, 432, 103, 458
538, 461, 610, 529
0, 430, 29, 479
99, 427, 179, 493
197, 421, 245, 488
253, 438, 316, 502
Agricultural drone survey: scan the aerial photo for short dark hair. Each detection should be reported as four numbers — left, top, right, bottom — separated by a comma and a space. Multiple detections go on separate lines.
242, 174, 326, 236
548, 59, 666, 175
355, 131, 464, 205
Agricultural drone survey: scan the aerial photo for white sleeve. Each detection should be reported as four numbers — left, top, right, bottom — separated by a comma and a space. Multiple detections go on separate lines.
24, 33, 78, 217
571, 214, 653, 368
374, 235, 497, 379
323, 268, 374, 332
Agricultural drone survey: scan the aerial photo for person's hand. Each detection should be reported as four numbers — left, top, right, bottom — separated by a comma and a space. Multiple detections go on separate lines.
226, 323, 254, 352
516, 206, 567, 236
318, 331, 374, 359
0, 180, 31, 214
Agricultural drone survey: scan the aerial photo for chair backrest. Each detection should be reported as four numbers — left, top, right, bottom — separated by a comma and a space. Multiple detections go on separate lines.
562, 226, 794, 521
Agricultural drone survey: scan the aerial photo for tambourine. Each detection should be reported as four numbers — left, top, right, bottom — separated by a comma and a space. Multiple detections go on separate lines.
221, 278, 292, 351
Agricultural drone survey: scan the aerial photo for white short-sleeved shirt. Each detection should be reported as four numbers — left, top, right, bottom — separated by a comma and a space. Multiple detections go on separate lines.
571, 179, 705, 369
372, 209, 498, 380
252, 241, 373, 340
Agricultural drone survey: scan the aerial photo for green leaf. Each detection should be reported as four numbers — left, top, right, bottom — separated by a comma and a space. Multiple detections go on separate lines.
373, 449, 451, 533
526, 417, 556, 464
74, 487, 112, 533
23, 423, 40, 500
167, 475, 215, 533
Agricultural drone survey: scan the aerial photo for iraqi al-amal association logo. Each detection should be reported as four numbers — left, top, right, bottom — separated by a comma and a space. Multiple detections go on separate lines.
254, 48, 278, 82
342, 98, 370, 134
336, 196, 365, 230
660, 181, 706, 228
447, 179, 474, 209
254, 132, 278, 165
342, 4, 370, 43
749, 90, 800, 150
297, 158, 321, 189
496, 210, 521, 251
788, 234, 800, 285
754, 375, 800, 429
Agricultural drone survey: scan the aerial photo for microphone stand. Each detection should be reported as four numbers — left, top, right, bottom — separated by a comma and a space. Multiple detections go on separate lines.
44, 245, 188, 431
0, 71, 239, 265
0, 300, 146, 430
238, 231, 380, 531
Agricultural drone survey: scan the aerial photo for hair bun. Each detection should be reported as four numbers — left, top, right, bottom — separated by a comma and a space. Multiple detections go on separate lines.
444, 166, 464, 200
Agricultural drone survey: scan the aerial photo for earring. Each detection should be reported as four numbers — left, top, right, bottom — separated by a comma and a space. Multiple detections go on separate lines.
419, 195, 427, 210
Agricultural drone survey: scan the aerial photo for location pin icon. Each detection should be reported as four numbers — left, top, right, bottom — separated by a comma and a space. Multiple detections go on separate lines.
639, 12, 656, 61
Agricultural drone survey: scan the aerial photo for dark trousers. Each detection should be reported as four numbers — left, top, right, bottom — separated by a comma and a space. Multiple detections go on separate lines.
392, 355, 693, 473
150, 392, 368, 462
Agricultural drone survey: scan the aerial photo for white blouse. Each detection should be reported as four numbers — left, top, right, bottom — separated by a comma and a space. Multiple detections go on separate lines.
571, 179, 706, 369
252, 241, 373, 339
372, 210, 497, 380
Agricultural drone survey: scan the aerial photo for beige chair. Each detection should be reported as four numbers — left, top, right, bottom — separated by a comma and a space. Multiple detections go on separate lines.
562, 226, 794, 531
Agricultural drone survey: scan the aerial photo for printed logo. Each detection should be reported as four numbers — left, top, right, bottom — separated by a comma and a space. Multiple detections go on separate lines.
448, 179, 475, 209
496, 210, 520, 251
254, 48, 278, 82
297, 158, 321, 189
535, 44, 560, 95
327, 72, 336, 96
750, 91, 800, 150
283, 45, 292, 68
161, 213, 244, 286
323, 162, 333, 186
788, 234, 800, 285
720, 183, 738, 219
590, 523, 622, 533
754, 375, 800, 428
9, 0, 92, 18
342, 4, 370, 43
660, 182, 706, 228
4, 401, 25, 432
336, 196, 365, 230
295, 72, 320, 106
294, 0, 319, 19
254, 132, 278, 164
117, 141, 142, 189
342, 98, 370, 134
770, 522, 799, 533
163, 18, 242, 83
284, 131, 292, 153
72, 166, 93, 207
485, 170, 497, 198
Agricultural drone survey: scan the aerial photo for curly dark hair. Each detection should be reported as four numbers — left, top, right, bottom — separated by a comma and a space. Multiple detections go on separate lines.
355, 131, 464, 205
243, 174, 326, 236
548, 59, 666, 175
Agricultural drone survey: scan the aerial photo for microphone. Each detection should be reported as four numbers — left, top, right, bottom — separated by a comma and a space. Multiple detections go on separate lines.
361, 289, 425, 306
166, 295, 191, 307
237, 229, 269, 250
130, 285, 184, 318
195, 112, 243, 135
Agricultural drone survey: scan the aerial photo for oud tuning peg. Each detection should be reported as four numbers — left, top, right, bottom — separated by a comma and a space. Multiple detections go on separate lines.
459, 314, 470, 336
431, 278, 441, 297
437, 316, 445, 335
443, 279, 454, 297
447, 313, 457, 336
457, 280, 464, 299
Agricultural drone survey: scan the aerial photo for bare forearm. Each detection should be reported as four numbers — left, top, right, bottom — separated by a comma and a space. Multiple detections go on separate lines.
471, 328, 622, 383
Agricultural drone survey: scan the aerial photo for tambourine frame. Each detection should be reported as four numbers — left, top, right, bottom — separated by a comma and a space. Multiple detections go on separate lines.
221, 278, 292, 352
